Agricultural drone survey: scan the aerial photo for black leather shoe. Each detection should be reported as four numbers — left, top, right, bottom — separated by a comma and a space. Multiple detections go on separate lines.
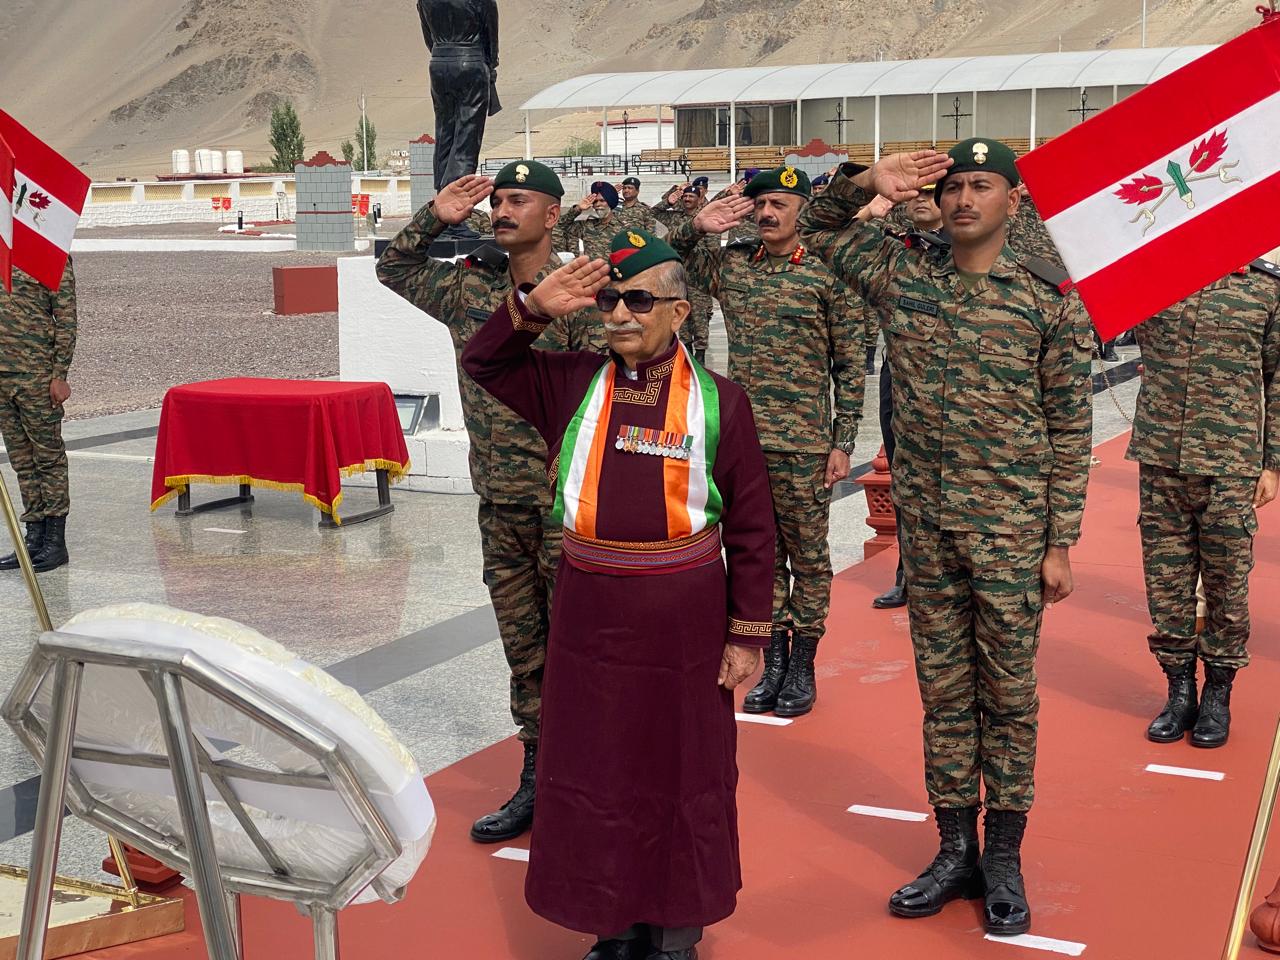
645, 949, 696, 960
981, 809, 1031, 936
0, 519, 44, 571
741, 628, 789, 714
584, 938, 649, 960
873, 582, 906, 609
470, 741, 536, 843
30, 516, 68, 572
889, 806, 982, 918
774, 633, 818, 717
1147, 659, 1198, 743
1191, 664, 1236, 748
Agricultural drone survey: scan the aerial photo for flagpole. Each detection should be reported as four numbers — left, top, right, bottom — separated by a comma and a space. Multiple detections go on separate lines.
1141, 0, 1147, 48
1222, 713, 1280, 960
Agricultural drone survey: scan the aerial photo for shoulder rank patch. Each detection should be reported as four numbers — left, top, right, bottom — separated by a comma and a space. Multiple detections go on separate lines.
898, 296, 940, 317
465, 306, 492, 322
1250, 258, 1280, 280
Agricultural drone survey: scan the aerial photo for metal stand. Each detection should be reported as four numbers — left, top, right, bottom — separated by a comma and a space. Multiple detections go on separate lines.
319, 469, 394, 529
176, 483, 254, 517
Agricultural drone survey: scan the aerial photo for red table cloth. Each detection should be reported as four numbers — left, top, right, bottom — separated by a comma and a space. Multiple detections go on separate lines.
150, 378, 410, 523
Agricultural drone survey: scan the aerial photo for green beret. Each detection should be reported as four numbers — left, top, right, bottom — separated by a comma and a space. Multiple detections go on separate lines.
492, 160, 564, 199
608, 229, 681, 282
744, 165, 811, 199
936, 137, 1020, 196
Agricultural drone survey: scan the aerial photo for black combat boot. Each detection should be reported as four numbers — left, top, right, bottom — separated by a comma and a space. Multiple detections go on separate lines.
1190, 664, 1237, 748
741, 628, 789, 714
470, 740, 536, 843
981, 809, 1031, 936
30, 516, 68, 572
583, 937, 650, 960
889, 806, 982, 918
774, 634, 819, 717
1146, 659, 1198, 743
0, 519, 45, 571
646, 950, 696, 960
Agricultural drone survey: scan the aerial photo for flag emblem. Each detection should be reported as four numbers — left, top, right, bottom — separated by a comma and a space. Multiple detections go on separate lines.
1114, 129, 1243, 234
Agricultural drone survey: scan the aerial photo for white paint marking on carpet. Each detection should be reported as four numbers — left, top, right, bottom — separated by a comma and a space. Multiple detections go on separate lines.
734, 713, 793, 726
203, 527, 248, 535
66, 451, 154, 463
984, 934, 1086, 956
846, 804, 929, 822
1144, 763, 1225, 781
492, 847, 529, 862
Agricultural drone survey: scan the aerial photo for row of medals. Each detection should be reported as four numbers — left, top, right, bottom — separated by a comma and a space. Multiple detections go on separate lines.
616, 425, 695, 460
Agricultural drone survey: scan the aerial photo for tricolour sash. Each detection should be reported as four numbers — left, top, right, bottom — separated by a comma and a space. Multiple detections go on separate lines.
553, 341, 722, 540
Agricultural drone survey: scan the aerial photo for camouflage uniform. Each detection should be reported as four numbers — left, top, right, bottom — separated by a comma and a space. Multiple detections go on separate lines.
0, 261, 76, 522
377, 205, 598, 743
1127, 265, 1280, 670
669, 222, 863, 639
1005, 197, 1062, 267
466, 208, 494, 236
710, 186, 760, 245
613, 200, 657, 235
651, 200, 714, 356
799, 171, 1093, 811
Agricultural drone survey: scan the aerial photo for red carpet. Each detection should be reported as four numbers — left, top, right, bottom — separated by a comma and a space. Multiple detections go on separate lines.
78, 434, 1280, 958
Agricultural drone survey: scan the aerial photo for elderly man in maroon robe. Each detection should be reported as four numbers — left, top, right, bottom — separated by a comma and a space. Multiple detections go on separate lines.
461, 229, 776, 960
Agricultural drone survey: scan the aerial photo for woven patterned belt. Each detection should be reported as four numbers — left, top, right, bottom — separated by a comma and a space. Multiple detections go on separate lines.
561, 526, 722, 577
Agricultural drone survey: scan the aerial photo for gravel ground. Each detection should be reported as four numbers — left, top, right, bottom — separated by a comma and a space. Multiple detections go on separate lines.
64, 250, 354, 419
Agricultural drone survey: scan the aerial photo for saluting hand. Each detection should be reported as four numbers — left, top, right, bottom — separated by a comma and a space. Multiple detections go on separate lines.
1255, 468, 1280, 509
432, 175, 494, 225
857, 194, 895, 222
693, 195, 754, 236
526, 256, 611, 318
868, 149, 953, 203
718, 642, 762, 690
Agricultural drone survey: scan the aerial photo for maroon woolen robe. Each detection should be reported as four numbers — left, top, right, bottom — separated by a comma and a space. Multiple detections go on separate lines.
462, 291, 776, 935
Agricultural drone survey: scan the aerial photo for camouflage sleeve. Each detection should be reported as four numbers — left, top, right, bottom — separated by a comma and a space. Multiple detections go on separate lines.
553, 208, 584, 253
1041, 293, 1094, 546
797, 167, 900, 309
1007, 199, 1063, 268
667, 220, 726, 300
827, 279, 864, 450
1263, 283, 1280, 470
375, 204, 463, 325
51, 259, 77, 380
466, 209, 492, 235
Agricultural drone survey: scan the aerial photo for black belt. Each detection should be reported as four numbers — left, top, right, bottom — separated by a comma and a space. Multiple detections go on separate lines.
432, 43, 487, 59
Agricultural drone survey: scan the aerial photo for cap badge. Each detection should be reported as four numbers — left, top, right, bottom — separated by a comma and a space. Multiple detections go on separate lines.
515, 164, 530, 183
627, 231, 647, 248
780, 167, 799, 189
972, 143, 989, 165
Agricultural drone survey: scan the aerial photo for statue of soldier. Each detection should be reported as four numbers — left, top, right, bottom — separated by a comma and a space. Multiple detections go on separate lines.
417, 0, 501, 233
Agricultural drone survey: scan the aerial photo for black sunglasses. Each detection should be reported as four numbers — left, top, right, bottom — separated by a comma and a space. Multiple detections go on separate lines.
595, 289, 682, 314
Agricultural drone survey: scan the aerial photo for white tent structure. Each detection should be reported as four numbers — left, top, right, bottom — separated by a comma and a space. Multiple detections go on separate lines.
519, 46, 1216, 172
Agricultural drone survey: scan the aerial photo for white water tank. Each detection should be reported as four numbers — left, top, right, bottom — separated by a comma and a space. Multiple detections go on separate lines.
171, 149, 191, 175
194, 149, 211, 174
226, 150, 244, 175
209, 150, 224, 174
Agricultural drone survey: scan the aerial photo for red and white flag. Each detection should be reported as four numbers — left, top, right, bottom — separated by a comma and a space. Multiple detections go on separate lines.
0, 111, 90, 292
0, 134, 13, 294
1018, 19, 1280, 339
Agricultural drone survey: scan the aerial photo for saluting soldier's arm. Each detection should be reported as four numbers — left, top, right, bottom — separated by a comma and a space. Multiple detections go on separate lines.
666, 219, 726, 300
1041, 294, 1095, 546
1261, 282, 1280, 470
797, 166, 899, 306
827, 280, 865, 452
51, 259, 77, 381
375, 204, 465, 325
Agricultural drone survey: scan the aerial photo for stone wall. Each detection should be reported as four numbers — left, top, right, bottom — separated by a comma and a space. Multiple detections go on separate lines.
296, 153, 356, 252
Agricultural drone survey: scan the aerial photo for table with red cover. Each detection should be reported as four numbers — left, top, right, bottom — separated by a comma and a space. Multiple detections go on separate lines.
150, 378, 410, 525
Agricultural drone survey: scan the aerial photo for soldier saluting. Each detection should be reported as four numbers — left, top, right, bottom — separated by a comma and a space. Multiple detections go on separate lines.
799, 141, 1093, 938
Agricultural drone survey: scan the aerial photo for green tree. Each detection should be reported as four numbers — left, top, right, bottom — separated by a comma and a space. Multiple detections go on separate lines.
353, 115, 378, 171
268, 100, 305, 172
340, 140, 355, 166
561, 136, 597, 157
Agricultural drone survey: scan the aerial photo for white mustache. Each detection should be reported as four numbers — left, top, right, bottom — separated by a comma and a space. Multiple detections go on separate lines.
604, 322, 644, 334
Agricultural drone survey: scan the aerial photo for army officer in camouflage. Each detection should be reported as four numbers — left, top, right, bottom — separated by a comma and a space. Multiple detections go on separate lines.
378, 160, 598, 846
614, 176, 657, 234
799, 140, 1093, 938
670, 165, 863, 719
0, 260, 76, 573
651, 184, 714, 362
1130, 262, 1280, 748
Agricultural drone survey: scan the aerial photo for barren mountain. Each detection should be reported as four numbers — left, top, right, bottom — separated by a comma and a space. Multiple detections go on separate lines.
0, 0, 1259, 180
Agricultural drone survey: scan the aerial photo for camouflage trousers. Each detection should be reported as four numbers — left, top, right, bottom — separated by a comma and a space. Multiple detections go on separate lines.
900, 511, 1046, 812
477, 499, 562, 743
678, 292, 712, 354
0, 375, 69, 522
1138, 463, 1255, 670
764, 452, 832, 638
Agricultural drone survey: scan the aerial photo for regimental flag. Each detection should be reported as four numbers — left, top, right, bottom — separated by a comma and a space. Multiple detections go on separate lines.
0, 111, 90, 292
0, 134, 13, 294
1017, 19, 1280, 339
